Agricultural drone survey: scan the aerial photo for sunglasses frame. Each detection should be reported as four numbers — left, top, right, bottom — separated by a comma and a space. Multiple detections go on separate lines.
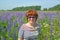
28, 16, 36, 18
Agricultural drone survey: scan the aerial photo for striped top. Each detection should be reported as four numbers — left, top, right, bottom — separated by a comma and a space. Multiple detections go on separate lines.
18, 23, 41, 40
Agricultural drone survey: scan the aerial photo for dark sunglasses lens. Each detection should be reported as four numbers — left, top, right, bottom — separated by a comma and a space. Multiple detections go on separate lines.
28, 16, 35, 18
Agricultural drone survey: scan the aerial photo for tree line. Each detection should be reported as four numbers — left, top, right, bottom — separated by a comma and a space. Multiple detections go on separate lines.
12, 6, 41, 11
11, 4, 60, 11
0, 4, 60, 11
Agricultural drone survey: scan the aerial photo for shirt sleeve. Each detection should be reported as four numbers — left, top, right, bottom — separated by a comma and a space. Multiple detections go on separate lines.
18, 25, 24, 38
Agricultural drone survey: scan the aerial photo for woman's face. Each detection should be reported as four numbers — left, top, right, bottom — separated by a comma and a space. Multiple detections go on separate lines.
27, 16, 36, 24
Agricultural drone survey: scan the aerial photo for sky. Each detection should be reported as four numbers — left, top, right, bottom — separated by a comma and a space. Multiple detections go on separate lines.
0, 0, 60, 10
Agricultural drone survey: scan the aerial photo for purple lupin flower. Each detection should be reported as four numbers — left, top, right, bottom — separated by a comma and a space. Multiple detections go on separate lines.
13, 30, 16, 40
0, 16, 2, 20
45, 35, 48, 40
16, 14, 23, 30
48, 13, 55, 20
7, 17, 11, 32
1, 36, 4, 40
50, 24, 53, 40
55, 12, 60, 20
6, 16, 11, 40
42, 13, 47, 19
13, 19, 18, 40
2, 12, 10, 20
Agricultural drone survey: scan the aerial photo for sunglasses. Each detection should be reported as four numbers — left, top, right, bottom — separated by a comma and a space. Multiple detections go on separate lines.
28, 16, 36, 18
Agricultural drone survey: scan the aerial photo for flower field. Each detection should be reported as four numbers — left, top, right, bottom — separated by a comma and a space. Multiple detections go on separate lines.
0, 11, 60, 40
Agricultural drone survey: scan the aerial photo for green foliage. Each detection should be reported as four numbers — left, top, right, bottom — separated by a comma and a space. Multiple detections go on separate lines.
22, 16, 27, 23
0, 4, 60, 11
43, 8, 47, 11
0, 20, 8, 40
39, 16, 60, 40
0, 13, 60, 40
48, 4, 60, 11
12, 6, 41, 11
22, 15, 60, 40
0, 16, 18, 40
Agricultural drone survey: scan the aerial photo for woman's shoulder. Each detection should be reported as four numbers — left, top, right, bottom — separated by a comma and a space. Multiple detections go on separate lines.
20, 24, 31, 31
20, 24, 27, 28
21, 24, 26, 27
19, 24, 26, 29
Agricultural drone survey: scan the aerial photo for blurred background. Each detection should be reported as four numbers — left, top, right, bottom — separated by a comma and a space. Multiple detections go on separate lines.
0, 0, 60, 40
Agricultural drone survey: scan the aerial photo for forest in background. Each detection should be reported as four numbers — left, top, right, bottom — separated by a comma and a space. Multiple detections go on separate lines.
0, 4, 60, 11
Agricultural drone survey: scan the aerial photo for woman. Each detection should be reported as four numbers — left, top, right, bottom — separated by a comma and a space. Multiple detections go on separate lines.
18, 9, 42, 40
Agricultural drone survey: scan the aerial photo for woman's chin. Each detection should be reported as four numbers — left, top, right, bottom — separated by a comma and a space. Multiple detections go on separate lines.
30, 21, 35, 24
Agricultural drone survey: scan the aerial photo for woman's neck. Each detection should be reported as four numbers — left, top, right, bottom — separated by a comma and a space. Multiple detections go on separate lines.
27, 22, 35, 27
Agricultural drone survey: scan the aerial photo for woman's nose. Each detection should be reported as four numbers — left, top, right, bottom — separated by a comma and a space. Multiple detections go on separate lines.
30, 18, 33, 20
30, 18, 35, 21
